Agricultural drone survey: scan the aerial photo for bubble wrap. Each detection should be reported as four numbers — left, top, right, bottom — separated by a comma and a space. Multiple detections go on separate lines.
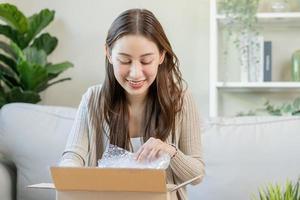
97, 144, 170, 169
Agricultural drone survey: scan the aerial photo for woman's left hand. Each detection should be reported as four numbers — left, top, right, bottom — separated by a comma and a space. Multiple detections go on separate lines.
134, 137, 176, 162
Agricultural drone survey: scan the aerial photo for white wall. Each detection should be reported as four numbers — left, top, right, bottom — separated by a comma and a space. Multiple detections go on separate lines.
3, 0, 210, 117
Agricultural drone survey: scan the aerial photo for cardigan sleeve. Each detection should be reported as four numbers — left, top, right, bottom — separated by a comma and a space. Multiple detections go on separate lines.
169, 90, 205, 185
59, 88, 92, 167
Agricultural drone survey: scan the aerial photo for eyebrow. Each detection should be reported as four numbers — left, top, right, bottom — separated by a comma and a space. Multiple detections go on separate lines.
118, 52, 154, 57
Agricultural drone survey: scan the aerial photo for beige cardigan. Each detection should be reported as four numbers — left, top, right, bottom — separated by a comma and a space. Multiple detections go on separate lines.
59, 85, 205, 200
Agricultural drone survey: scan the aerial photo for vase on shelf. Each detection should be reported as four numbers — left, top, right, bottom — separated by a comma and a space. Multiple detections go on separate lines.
270, 0, 289, 12
291, 50, 300, 81
238, 31, 263, 82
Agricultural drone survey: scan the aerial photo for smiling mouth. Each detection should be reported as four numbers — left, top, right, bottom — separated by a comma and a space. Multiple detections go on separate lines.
127, 80, 145, 88
127, 80, 145, 83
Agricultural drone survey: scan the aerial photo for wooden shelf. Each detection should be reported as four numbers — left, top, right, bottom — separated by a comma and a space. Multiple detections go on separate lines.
216, 82, 300, 91
217, 12, 300, 27
256, 12, 300, 19
217, 12, 300, 19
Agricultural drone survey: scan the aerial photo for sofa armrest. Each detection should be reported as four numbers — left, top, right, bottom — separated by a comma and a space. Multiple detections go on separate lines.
0, 153, 17, 200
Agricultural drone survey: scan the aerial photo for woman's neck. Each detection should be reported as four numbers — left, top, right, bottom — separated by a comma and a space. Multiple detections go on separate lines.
127, 93, 147, 138
127, 93, 147, 109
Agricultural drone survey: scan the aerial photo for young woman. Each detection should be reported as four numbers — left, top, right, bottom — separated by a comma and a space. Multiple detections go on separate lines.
60, 8, 205, 200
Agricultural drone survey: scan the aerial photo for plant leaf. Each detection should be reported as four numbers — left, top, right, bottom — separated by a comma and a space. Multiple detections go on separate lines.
24, 47, 47, 66
0, 41, 17, 59
293, 111, 300, 116
0, 63, 16, 79
46, 61, 73, 75
37, 77, 71, 92
293, 97, 300, 110
26, 9, 55, 44
5, 86, 40, 103
10, 41, 25, 61
0, 53, 17, 73
282, 104, 292, 114
46, 73, 59, 81
0, 24, 27, 48
17, 61, 48, 91
31, 33, 58, 55
0, 3, 28, 33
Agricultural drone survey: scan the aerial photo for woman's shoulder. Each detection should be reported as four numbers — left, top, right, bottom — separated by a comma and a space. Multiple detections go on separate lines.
181, 88, 198, 112
81, 84, 102, 102
84, 84, 102, 96
182, 88, 194, 103
87, 84, 102, 93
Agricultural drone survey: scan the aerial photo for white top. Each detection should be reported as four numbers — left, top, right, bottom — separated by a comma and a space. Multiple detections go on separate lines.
130, 137, 143, 153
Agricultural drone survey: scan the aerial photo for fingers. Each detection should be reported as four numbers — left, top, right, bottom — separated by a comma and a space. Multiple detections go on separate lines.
134, 145, 144, 160
134, 137, 164, 163
137, 146, 149, 162
136, 138, 156, 162
147, 145, 161, 162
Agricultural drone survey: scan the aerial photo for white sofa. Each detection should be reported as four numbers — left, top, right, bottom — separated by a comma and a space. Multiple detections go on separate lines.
0, 103, 299, 200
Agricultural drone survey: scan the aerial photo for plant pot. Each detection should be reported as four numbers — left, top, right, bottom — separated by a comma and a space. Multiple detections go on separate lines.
291, 50, 300, 81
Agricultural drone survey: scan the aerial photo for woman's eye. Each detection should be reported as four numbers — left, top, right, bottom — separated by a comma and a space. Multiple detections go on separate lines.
141, 60, 152, 65
117, 58, 152, 65
118, 59, 131, 64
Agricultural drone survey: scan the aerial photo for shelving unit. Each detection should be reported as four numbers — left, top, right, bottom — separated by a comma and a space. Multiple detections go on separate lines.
209, 0, 300, 117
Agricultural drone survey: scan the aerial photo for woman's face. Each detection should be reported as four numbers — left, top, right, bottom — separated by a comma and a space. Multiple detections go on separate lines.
107, 35, 165, 102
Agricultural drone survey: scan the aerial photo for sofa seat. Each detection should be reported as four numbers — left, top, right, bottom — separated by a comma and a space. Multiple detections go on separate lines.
0, 153, 15, 200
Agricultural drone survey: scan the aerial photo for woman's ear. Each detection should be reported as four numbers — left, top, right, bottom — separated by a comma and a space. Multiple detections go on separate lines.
105, 45, 113, 64
159, 50, 166, 65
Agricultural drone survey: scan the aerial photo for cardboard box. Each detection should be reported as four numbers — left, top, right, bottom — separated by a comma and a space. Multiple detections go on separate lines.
28, 167, 197, 200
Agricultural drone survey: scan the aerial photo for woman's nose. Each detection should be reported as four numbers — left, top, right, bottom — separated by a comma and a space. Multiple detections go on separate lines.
129, 62, 143, 79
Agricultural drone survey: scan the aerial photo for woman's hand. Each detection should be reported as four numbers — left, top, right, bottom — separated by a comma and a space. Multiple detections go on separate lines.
134, 137, 176, 162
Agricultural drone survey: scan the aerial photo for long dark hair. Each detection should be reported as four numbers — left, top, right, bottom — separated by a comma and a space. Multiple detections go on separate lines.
88, 8, 185, 160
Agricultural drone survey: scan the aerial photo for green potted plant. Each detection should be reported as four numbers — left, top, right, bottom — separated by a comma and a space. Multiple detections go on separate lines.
218, 0, 259, 34
0, 3, 73, 108
218, 0, 261, 81
252, 178, 300, 200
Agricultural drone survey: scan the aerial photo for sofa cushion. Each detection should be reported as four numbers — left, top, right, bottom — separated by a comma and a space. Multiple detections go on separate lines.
0, 103, 77, 200
188, 116, 300, 200
0, 153, 14, 200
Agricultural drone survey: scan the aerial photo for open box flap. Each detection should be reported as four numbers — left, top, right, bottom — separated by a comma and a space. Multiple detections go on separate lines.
168, 175, 203, 192
28, 183, 55, 189
50, 167, 167, 193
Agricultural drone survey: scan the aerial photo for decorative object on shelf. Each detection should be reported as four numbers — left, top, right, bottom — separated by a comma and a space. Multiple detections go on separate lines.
0, 3, 73, 108
218, 0, 262, 82
237, 97, 300, 116
270, 0, 289, 12
263, 41, 272, 81
291, 49, 300, 81
251, 178, 300, 200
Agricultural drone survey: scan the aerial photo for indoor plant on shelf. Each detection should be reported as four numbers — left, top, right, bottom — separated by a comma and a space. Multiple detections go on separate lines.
0, 3, 73, 108
218, 0, 261, 82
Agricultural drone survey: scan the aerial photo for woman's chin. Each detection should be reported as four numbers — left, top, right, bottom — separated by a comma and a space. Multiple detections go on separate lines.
125, 86, 148, 98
